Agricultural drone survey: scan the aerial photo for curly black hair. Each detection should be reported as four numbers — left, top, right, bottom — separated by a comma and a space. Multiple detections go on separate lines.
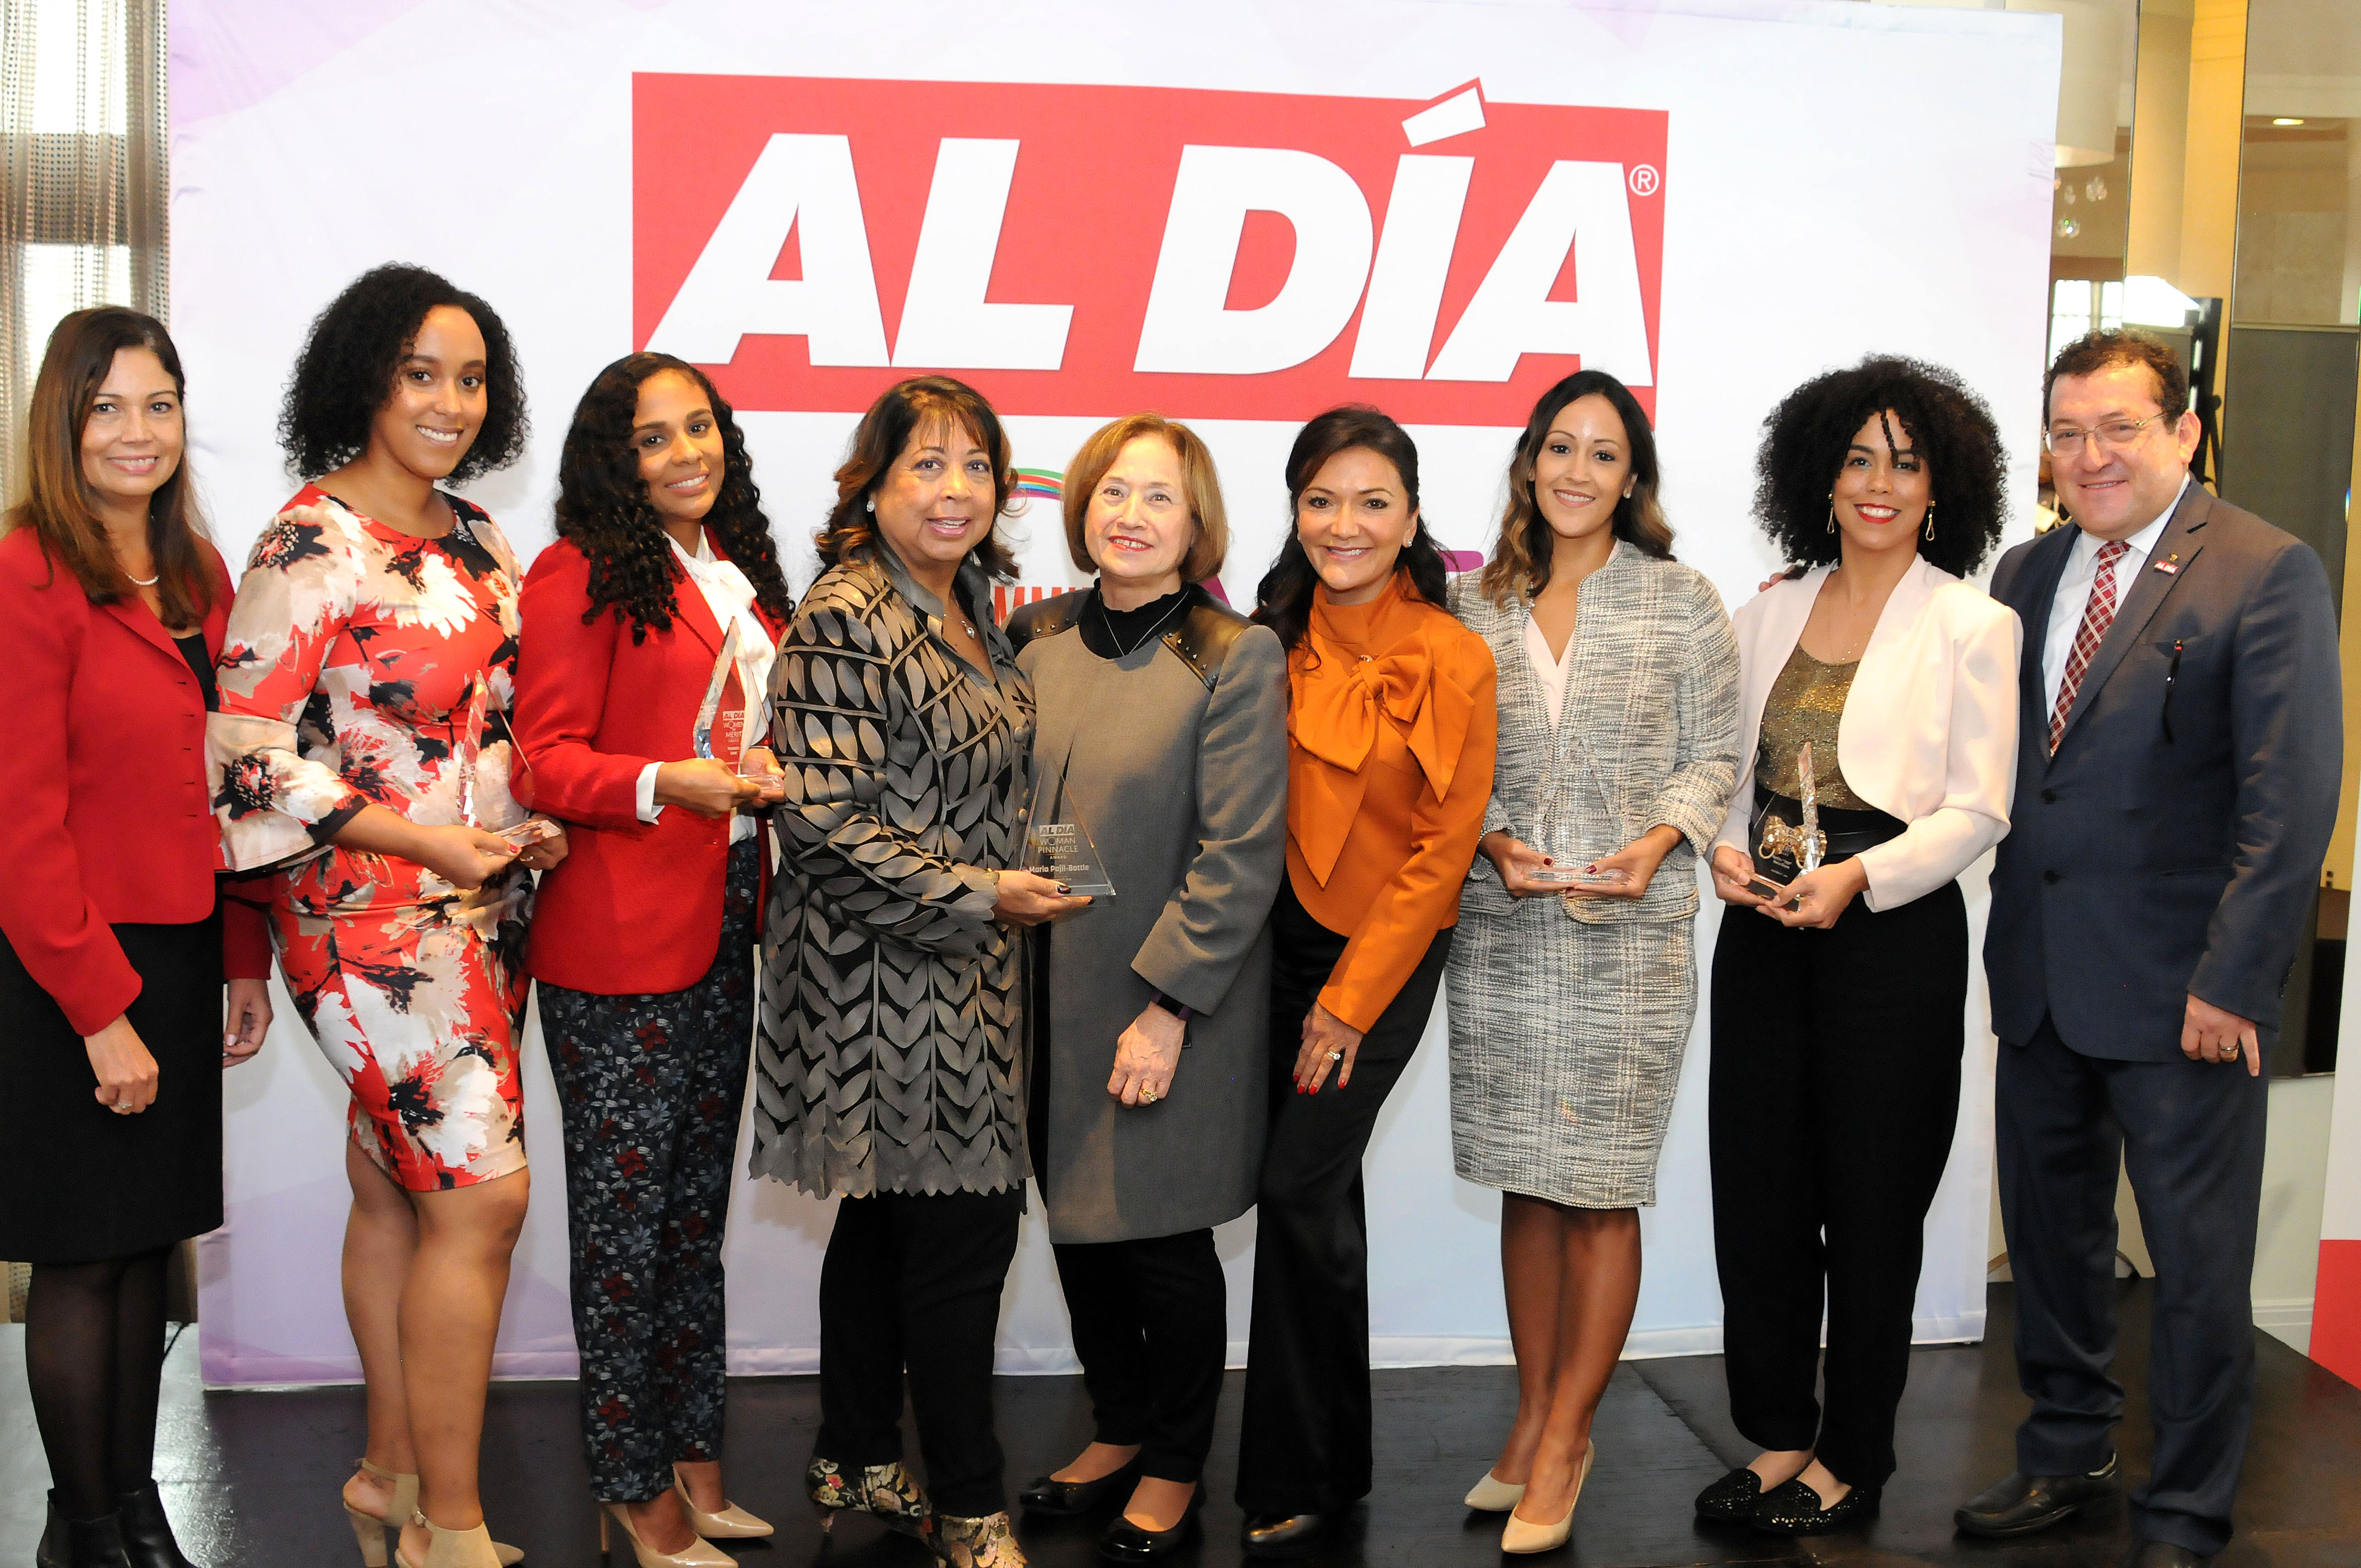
278, 263, 528, 483
1753, 355, 2007, 579
552, 352, 792, 642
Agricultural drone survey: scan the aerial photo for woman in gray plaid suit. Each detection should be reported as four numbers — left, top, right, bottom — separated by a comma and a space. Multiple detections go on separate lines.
1444, 371, 1740, 1554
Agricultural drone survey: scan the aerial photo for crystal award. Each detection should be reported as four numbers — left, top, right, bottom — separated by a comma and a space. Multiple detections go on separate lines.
1753, 740, 1829, 889
693, 622, 753, 772
1024, 763, 1115, 897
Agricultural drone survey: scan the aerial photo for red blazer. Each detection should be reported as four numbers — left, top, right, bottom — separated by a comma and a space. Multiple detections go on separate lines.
0, 527, 271, 1036
515, 537, 788, 994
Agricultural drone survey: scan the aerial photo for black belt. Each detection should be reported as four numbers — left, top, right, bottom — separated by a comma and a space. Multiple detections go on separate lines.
1749, 785, 1906, 879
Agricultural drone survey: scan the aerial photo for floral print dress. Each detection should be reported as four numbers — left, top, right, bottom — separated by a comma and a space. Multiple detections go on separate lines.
208, 486, 534, 1192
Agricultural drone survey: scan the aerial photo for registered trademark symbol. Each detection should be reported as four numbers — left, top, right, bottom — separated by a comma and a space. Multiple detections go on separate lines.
1629, 165, 1660, 197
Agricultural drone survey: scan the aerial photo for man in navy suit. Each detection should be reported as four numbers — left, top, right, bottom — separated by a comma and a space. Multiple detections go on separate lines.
1956, 331, 2342, 1565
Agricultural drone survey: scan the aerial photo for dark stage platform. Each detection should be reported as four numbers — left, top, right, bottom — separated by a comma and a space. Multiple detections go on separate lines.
3, 1284, 2355, 1566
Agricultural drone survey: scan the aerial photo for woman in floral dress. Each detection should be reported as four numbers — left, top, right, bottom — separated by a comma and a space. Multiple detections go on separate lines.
208, 265, 563, 1568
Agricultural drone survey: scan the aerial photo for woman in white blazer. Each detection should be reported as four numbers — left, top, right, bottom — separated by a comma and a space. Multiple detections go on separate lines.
1694, 358, 2021, 1537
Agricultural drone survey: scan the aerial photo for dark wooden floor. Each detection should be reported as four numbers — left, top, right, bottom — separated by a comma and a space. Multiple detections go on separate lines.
3, 1284, 2357, 1566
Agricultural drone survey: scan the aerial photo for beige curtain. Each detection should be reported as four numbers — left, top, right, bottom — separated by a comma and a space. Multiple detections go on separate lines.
0, 0, 168, 504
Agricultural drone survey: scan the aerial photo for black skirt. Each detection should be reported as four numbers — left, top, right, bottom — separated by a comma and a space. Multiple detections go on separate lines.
0, 915, 224, 1263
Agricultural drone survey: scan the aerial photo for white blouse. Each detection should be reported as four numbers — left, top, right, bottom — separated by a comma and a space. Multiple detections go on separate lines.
1521, 611, 1575, 732
634, 529, 776, 845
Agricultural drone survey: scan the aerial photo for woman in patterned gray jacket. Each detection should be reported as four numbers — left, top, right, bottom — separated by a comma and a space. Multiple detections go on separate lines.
1443, 371, 1740, 1554
750, 376, 1082, 1568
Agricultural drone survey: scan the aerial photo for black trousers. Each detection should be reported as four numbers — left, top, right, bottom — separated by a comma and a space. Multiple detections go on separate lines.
1053, 1230, 1228, 1483
1998, 1014, 2267, 1557
1707, 880, 1966, 1491
817, 1185, 1025, 1517
1237, 883, 1452, 1515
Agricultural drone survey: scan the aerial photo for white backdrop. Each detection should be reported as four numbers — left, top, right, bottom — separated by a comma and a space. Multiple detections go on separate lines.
172, 0, 2060, 1385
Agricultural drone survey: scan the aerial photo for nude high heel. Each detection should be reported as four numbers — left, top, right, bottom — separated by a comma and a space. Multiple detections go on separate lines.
344, 1464, 524, 1567
394, 1513, 502, 1568
1500, 1441, 1597, 1554
597, 1501, 735, 1567
671, 1466, 772, 1539
344, 1460, 418, 1567
1463, 1469, 1527, 1511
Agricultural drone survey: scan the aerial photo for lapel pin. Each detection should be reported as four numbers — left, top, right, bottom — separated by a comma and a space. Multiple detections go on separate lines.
2153, 551, 2180, 576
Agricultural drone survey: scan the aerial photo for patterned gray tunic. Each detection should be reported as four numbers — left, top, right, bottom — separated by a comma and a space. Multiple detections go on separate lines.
1443, 546, 1740, 1206
750, 543, 1034, 1199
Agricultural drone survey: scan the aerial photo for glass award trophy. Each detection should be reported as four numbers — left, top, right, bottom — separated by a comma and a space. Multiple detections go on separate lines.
453, 675, 555, 849
1521, 756, 1628, 889
694, 620, 780, 790
694, 623, 751, 771
1751, 741, 1827, 896
1024, 761, 1115, 898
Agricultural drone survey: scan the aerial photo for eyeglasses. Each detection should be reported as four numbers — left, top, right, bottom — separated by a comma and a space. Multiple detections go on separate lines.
2043, 412, 2169, 456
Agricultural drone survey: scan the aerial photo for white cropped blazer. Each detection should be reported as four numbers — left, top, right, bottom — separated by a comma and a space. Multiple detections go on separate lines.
1713, 556, 2025, 912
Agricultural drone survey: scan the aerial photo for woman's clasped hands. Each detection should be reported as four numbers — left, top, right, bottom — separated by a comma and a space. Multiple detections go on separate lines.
1479, 824, 1681, 902
1709, 843, 1867, 930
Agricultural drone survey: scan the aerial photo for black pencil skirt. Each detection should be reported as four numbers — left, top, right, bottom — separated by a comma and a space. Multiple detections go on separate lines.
0, 916, 224, 1264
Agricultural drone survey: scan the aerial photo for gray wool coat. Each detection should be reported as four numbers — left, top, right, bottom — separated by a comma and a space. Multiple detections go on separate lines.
1010, 588, 1290, 1244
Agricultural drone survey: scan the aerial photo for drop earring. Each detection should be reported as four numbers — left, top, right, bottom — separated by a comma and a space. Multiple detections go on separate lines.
865, 496, 875, 513
1826, 492, 1837, 533
1923, 502, 1936, 541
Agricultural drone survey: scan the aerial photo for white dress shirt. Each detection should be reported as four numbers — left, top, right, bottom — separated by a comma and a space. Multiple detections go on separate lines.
2039, 475, 2188, 717
635, 529, 776, 844
1521, 612, 1574, 731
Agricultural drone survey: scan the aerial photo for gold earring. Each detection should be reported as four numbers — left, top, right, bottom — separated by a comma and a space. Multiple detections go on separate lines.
1827, 492, 1837, 533
1923, 502, 1936, 542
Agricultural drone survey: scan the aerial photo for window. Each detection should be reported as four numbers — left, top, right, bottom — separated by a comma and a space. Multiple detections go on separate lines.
0, 0, 167, 501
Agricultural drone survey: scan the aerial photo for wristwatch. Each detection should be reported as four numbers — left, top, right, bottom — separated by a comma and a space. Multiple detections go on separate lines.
1149, 990, 1194, 1023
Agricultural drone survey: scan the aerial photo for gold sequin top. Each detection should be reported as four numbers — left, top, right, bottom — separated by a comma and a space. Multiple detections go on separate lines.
1754, 644, 1868, 809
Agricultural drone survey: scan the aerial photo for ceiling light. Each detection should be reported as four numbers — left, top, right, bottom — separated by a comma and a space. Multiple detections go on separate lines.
2273, 117, 2305, 126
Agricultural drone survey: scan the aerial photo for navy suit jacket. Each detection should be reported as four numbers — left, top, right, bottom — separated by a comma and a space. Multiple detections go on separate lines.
1984, 482, 2341, 1059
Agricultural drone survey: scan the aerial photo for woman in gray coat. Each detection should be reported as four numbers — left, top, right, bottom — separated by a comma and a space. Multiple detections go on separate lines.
1444, 371, 1740, 1554
1007, 413, 1288, 1562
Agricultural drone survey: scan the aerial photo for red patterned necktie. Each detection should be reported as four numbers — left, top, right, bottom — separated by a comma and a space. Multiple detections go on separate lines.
2048, 538, 2130, 754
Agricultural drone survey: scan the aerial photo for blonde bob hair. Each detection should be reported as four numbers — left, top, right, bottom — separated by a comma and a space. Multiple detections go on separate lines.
1060, 413, 1228, 585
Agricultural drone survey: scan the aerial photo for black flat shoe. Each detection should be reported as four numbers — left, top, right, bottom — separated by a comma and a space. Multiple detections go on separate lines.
1098, 1487, 1205, 1561
1693, 1466, 1764, 1524
1020, 1458, 1143, 1516
1954, 1453, 2119, 1538
1750, 1477, 1881, 1534
1241, 1510, 1333, 1559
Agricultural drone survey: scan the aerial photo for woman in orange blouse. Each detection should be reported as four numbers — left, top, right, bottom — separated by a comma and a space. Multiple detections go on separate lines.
1234, 406, 1497, 1559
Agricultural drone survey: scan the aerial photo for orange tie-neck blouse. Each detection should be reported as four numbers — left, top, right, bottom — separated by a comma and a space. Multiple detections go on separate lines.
1285, 571, 1498, 1033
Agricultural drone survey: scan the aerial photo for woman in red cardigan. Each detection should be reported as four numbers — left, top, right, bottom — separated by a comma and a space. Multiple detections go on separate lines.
0, 308, 273, 1568
514, 353, 793, 1568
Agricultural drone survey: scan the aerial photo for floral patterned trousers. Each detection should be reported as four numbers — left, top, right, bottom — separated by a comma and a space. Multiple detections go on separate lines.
538, 838, 760, 1502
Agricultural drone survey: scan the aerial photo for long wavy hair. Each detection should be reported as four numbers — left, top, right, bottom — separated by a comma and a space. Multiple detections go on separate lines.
5, 307, 215, 628
552, 353, 791, 641
814, 375, 1019, 581
1252, 405, 1449, 655
1477, 369, 1672, 607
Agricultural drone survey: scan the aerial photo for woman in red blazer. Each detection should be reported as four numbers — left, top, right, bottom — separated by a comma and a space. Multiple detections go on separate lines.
514, 352, 793, 1566
0, 308, 272, 1568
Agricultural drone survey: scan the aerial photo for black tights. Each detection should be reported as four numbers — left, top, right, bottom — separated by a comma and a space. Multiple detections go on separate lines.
24, 1245, 172, 1519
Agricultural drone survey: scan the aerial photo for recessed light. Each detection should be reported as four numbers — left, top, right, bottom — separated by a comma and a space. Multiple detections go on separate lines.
2272, 117, 2306, 126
